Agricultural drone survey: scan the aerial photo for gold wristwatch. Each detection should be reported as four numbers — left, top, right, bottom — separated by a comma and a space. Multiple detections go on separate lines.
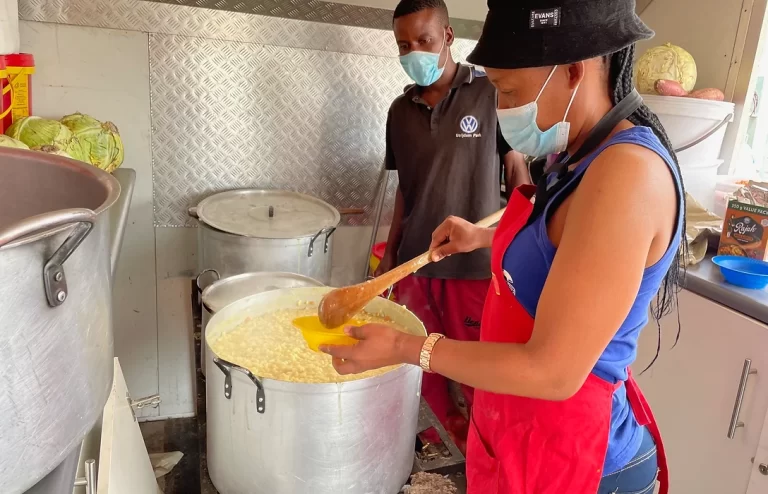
419, 333, 445, 373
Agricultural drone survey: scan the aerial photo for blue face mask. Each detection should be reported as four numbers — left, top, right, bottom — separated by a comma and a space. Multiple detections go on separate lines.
497, 66, 581, 159
399, 34, 447, 87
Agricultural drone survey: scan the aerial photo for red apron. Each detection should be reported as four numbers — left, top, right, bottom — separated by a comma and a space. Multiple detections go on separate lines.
466, 185, 670, 494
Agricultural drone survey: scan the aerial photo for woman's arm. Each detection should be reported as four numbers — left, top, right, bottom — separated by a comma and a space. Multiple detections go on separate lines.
324, 145, 678, 401
429, 217, 496, 261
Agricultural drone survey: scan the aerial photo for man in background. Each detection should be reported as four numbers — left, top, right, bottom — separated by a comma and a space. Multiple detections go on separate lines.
378, 0, 528, 451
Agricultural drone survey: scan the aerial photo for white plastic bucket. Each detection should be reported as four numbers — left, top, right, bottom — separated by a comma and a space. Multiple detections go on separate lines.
643, 95, 735, 166
680, 159, 723, 212
713, 175, 751, 218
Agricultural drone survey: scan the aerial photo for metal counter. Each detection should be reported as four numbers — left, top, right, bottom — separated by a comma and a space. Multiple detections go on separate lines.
686, 256, 768, 326
109, 168, 136, 278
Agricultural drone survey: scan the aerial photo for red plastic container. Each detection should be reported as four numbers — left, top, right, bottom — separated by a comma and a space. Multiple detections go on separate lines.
370, 242, 387, 273
3, 53, 35, 124
370, 242, 395, 300
372, 242, 386, 260
0, 57, 10, 133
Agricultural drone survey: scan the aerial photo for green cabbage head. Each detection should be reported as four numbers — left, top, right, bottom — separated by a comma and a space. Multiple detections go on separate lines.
0, 135, 30, 149
635, 43, 698, 94
33, 144, 74, 159
60, 113, 124, 172
6, 116, 88, 162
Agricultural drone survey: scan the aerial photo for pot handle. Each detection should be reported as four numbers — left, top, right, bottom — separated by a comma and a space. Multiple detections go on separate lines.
196, 268, 221, 295
308, 227, 337, 258
0, 208, 96, 308
213, 357, 266, 414
188, 206, 199, 219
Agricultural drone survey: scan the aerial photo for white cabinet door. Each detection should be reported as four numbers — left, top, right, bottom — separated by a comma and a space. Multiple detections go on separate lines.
73, 421, 102, 494
634, 290, 768, 494
747, 411, 768, 493
96, 358, 158, 494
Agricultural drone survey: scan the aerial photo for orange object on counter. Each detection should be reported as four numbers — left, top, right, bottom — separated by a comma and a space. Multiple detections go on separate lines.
719, 199, 768, 261
3, 54, 35, 123
0, 58, 10, 133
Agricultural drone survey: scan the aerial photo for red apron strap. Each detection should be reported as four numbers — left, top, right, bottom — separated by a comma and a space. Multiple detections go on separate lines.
625, 369, 669, 494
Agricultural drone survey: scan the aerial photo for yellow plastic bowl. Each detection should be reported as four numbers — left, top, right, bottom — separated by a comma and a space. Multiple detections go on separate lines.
302, 330, 358, 352
293, 316, 363, 352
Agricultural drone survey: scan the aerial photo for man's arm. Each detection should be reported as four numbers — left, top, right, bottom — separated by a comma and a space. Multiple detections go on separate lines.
504, 150, 530, 197
378, 189, 405, 276
377, 110, 403, 276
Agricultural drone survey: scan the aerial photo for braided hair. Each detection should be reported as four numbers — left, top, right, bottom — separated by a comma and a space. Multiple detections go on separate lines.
607, 44, 688, 369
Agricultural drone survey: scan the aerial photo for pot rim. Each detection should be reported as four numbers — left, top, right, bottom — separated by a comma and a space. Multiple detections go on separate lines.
196, 220, 332, 243
201, 271, 324, 314
0, 148, 121, 250
193, 189, 341, 240
207, 348, 421, 393
205, 286, 427, 391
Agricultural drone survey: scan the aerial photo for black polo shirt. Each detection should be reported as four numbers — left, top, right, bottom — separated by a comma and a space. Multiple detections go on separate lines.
386, 64, 510, 280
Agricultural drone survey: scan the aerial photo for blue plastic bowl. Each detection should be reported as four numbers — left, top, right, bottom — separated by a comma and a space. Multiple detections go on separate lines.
712, 256, 768, 289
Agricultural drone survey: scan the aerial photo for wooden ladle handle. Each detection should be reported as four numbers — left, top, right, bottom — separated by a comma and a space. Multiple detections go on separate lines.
472, 208, 506, 229
375, 208, 506, 290
317, 208, 505, 328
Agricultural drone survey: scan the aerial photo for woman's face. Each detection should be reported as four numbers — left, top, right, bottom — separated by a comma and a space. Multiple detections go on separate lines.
486, 65, 584, 133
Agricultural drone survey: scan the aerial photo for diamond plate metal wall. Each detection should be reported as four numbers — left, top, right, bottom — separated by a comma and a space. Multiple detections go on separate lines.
145, 0, 484, 39
20, 0, 478, 227
151, 33, 409, 226
20, 0, 479, 60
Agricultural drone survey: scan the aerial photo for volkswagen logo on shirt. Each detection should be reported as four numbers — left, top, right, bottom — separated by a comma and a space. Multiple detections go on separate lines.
457, 115, 482, 138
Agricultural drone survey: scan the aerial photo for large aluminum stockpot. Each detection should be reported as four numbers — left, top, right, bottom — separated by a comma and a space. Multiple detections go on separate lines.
190, 190, 340, 286
205, 287, 426, 494
199, 271, 323, 377
0, 147, 120, 493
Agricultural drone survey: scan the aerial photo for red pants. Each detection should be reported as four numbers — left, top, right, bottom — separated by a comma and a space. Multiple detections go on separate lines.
395, 276, 489, 426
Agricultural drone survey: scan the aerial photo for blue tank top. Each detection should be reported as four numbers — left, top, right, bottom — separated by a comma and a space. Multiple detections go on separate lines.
501, 126, 683, 475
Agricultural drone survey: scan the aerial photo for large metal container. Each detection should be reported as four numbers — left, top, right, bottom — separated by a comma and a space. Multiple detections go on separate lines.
0, 148, 120, 493
205, 287, 426, 494
191, 190, 340, 286
199, 271, 323, 376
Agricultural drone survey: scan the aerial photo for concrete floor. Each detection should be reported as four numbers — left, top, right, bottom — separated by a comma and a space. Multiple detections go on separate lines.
141, 417, 215, 494
139, 302, 220, 494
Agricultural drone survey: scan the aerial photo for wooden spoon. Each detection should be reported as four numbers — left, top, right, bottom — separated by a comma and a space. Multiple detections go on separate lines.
317, 208, 506, 328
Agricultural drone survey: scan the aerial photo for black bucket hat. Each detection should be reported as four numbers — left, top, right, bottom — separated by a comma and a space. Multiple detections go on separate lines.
468, 0, 654, 69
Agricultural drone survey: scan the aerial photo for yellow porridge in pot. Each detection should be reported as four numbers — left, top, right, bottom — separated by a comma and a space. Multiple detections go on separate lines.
209, 305, 406, 384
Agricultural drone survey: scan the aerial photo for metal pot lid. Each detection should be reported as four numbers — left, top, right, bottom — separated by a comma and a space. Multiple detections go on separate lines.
195, 190, 340, 239
202, 271, 324, 313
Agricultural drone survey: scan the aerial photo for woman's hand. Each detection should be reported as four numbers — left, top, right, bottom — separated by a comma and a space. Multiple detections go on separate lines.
319, 324, 423, 375
429, 216, 494, 262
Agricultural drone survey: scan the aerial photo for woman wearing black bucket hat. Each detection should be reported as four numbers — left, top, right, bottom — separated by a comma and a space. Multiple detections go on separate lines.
321, 1, 683, 492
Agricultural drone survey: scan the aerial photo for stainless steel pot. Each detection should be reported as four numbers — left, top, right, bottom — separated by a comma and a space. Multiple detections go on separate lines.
199, 271, 324, 377
191, 190, 340, 286
205, 287, 426, 494
0, 148, 120, 493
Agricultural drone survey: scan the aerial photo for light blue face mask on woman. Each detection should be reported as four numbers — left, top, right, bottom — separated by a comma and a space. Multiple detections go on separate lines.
497, 66, 581, 158
399, 34, 447, 87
